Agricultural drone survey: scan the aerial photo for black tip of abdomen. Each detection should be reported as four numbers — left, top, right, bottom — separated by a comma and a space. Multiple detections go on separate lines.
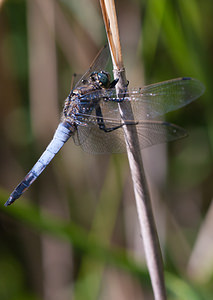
182, 77, 192, 80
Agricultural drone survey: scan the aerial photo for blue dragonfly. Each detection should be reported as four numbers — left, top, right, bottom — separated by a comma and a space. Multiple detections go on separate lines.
5, 45, 205, 206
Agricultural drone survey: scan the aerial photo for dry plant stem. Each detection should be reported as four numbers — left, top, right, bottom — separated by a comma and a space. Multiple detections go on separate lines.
100, 1, 167, 299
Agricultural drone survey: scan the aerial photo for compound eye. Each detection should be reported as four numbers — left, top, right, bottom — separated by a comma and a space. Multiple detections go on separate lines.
98, 72, 110, 87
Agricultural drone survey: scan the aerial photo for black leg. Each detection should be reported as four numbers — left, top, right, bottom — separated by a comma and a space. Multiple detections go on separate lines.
97, 77, 136, 132
109, 78, 119, 88
96, 105, 137, 133
108, 77, 129, 89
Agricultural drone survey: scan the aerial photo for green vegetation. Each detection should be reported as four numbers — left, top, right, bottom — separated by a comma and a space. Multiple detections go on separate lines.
0, 0, 212, 299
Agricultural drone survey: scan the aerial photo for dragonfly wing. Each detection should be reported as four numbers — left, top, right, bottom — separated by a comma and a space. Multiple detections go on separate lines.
76, 123, 126, 154
70, 73, 83, 90
135, 120, 187, 149
82, 77, 204, 120
74, 45, 110, 88
72, 106, 121, 148
74, 112, 187, 154
72, 76, 203, 153
73, 125, 92, 146
129, 77, 205, 119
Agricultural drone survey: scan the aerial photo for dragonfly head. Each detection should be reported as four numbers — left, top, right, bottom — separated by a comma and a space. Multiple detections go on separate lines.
90, 71, 111, 88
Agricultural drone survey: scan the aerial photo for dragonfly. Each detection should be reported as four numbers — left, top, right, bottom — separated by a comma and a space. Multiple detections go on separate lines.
5, 45, 205, 206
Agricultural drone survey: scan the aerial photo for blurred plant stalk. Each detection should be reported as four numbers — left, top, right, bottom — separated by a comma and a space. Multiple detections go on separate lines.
100, 0, 167, 299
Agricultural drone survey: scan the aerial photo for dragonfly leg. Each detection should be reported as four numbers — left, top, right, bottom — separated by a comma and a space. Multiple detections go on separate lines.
96, 105, 137, 133
108, 77, 129, 89
109, 78, 119, 88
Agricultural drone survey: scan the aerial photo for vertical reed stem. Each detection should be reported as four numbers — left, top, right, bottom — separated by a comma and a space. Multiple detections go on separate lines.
100, 1, 167, 299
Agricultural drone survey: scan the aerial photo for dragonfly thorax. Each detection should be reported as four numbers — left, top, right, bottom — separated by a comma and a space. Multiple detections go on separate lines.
62, 71, 111, 124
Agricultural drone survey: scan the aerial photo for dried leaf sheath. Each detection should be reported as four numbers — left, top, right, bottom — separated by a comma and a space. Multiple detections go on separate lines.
100, 0, 167, 299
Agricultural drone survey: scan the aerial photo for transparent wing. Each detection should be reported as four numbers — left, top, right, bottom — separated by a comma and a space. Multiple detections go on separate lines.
73, 119, 187, 154
81, 77, 205, 121
73, 125, 92, 146
130, 77, 205, 119
74, 45, 110, 88
70, 73, 83, 90
72, 77, 204, 153
72, 108, 122, 148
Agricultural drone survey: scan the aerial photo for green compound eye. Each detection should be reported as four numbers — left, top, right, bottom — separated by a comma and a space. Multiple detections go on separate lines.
98, 72, 110, 87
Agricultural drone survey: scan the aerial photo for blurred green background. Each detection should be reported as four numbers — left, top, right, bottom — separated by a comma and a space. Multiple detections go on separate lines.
0, 0, 212, 299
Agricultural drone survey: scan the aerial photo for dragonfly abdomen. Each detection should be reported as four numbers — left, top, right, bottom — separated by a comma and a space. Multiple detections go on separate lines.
5, 123, 72, 206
